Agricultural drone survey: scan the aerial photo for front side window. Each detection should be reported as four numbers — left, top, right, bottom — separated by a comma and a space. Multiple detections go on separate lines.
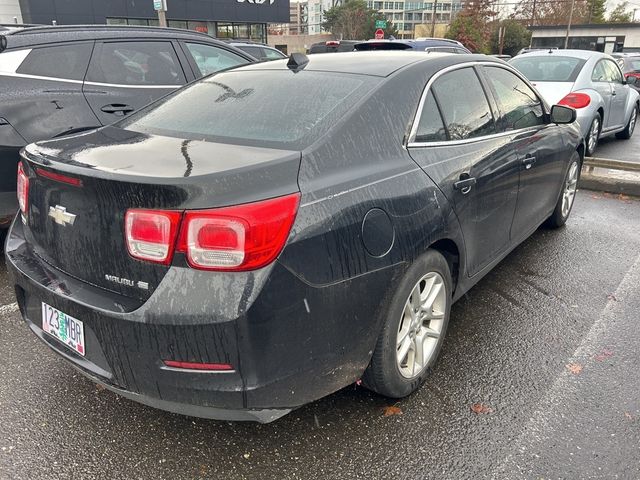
86, 41, 185, 86
485, 66, 545, 131
592, 61, 608, 82
431, 68, 496, 140
17, 43, 92, 81
603, 60, 623, 84
185, 43, 248, 76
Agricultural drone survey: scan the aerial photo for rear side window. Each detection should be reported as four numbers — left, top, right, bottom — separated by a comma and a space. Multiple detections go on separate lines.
485, 66, 545, 131
592, 61, 608, 82
510, 56, 586, 82
185, 43, 247, 76
431, 68, 496, 140
415, 92, 447, 142
263, 48, 286, 59
17, 43, 92, 81
603, 60, 623, 83
121, 70, 380, 149
86, 41, 185, 86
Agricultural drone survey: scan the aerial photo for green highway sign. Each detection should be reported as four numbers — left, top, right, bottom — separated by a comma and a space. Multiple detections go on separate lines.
375, 20, 387, 29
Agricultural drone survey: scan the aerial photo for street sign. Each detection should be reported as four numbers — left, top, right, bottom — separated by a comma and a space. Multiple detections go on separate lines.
375, 20, 387, 29
374, 28, 384, 40
153, 0, 167, 11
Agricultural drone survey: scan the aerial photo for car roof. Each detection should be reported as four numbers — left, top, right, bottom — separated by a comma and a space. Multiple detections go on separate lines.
516, 49, 609, 60
1, 24, 220, 49
231, 51, 494, 77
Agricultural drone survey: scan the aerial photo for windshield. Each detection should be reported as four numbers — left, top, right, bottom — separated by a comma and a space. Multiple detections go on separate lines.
121, 70, 380, 150
510, 56, 586, 82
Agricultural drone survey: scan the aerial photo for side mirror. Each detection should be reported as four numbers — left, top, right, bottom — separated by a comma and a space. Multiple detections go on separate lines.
626, 75, 637, 85
550, 105, 577, 124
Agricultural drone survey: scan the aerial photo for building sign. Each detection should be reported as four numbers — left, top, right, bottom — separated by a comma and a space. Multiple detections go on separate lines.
237, 0, 276, 4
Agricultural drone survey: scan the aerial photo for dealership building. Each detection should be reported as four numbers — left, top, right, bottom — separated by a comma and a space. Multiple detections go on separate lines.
2, 0, 291, 42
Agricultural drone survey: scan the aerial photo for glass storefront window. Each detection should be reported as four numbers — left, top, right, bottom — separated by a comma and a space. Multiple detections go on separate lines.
234, 23, 249, 39
217, 23, 233, 38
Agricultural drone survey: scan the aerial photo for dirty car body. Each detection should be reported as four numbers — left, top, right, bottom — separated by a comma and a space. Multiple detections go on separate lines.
5, 52, 583, 422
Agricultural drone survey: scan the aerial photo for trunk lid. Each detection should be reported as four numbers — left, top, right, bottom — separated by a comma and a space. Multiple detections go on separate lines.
529, 81, 574, 106
21, 127, 301, 301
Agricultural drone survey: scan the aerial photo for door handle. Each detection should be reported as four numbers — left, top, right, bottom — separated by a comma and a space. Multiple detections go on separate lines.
100, 104, 135, 115
453, 174, 476, 194
522, 156, 537, 170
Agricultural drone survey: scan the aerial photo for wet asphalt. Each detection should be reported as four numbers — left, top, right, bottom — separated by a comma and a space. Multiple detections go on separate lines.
596, 129, 640, 163
0, 190, 639, 480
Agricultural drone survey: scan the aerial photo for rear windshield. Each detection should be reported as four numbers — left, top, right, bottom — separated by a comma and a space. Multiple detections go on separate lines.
510, 56, 586, 82
121, 70, 379, 149
355, 42, 412, 51
624, 58, 640, 72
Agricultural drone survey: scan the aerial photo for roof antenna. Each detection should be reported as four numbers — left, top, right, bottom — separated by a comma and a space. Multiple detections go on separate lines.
287, 52, 309, 72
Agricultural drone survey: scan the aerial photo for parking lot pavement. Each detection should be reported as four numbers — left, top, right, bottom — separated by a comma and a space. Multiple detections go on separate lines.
0, 190, 639, 480
595, 132, 640, 163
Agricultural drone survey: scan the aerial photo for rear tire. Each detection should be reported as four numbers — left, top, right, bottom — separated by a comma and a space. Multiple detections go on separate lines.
585, 115, 601, 157
546, 152, 581, 229
616, 105, 638, 140
362, 250, 452, 398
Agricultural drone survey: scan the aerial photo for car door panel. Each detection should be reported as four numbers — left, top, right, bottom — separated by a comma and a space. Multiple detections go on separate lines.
592, 60, 614, 128
83, 40, 186, 125
408, 67, 520, 277
604, 59, 628, 129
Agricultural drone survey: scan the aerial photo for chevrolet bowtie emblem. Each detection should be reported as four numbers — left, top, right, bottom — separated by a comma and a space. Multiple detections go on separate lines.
48, 205, 77, 226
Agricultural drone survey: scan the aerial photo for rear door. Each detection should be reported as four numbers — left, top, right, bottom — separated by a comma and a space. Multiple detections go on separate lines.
82, 40, 186, 125
408, 66, 520, 277
2, 41, 98, 142
591, 60, 614, 127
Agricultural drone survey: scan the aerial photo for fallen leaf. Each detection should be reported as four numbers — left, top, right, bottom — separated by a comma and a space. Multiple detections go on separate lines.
624, 412, 634, 421
607, 294, 618, 301
470, 403, 493, 414
590, 194, 602, 199
595, 349, 614, 362
95, 384, 105, 391
566, 363, 583, 375
243, 453, 250, 459
382, 405, 403, 416
355, 379, 363, 386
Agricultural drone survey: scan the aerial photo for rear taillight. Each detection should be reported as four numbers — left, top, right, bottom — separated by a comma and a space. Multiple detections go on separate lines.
124, 193, 300, 271
125, 210, 182, 265
558, 92, 591, 109
176, 193, 300, 271
17, 161, 29, 215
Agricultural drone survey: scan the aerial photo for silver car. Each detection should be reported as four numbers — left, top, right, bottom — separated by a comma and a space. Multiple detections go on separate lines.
510, 49, 639, 156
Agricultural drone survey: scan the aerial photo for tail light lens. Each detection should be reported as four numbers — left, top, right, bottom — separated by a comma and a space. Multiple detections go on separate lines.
558, 92, 591, 109
177, 193, 300, 271
125, 210, 182, 264
17, 161, 29, 215
124, 193, 300, 271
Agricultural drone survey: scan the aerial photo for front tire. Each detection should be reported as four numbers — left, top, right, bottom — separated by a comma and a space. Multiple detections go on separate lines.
546, 152, 581, 228
585, 115, 601, 157
616, 105, 638, 140
362, 250, 452, 398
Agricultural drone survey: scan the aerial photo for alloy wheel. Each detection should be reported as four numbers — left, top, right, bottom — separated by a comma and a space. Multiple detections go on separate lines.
588, 117, 600, 154
396, 272, 447, 379
630, 108, 637, 136
561, 161, 579, 218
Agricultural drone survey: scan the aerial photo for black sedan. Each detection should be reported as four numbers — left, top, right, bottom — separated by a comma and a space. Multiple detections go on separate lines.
5, 52, 582, 422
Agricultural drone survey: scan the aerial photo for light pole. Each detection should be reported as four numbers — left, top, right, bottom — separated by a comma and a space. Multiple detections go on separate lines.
564, 0, 576, 49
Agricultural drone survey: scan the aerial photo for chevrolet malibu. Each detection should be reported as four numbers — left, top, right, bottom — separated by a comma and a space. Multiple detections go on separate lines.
6, 52, 582, 422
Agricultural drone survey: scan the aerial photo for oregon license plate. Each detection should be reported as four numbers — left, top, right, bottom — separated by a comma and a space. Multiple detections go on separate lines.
41, 302, 85, 356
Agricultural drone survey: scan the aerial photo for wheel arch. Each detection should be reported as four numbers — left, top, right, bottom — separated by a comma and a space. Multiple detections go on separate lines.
428, 238, 462, 297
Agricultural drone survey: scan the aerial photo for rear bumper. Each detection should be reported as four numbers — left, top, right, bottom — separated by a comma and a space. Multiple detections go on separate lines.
5, 217, 397, 421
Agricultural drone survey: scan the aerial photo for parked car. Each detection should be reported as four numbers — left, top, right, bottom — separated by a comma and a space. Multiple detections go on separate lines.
612, 53, 640, 92
6, 52, 583, 422
510, 49, 639, 156
225, 40, 287, 61
0, 24, 255, 227
354, 38, 470, 53
308, 39, 361, 53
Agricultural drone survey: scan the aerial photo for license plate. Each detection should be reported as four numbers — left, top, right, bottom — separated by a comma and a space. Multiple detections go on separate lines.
41, 302, 85, 356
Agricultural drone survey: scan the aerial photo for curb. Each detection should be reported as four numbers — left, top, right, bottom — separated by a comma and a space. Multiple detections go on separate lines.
579, 157, 640, 197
